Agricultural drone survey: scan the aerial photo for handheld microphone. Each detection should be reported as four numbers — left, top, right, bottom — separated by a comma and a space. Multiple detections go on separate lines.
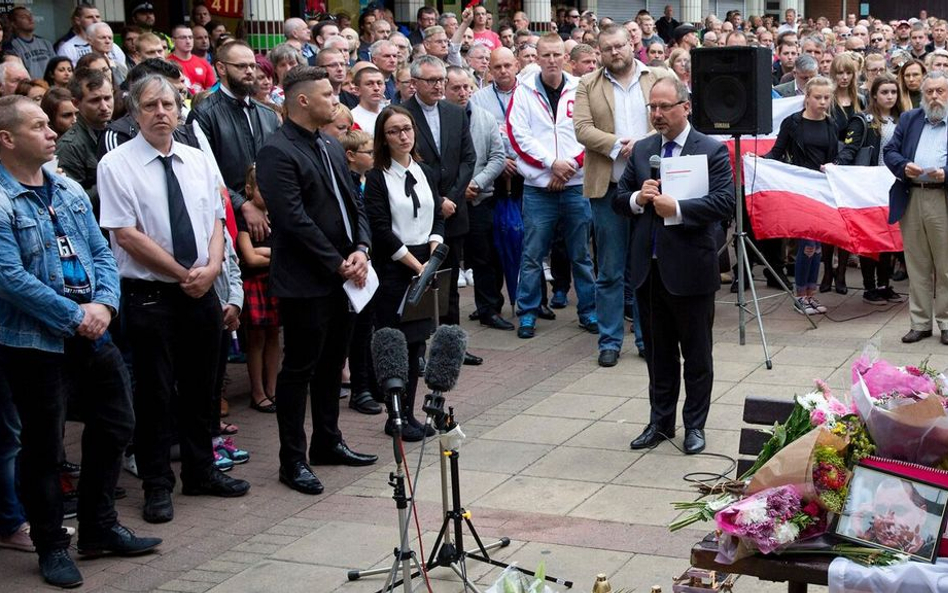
406, 243, 450, 307
424, 325, 467, 394
371, 328, 409, 398
649, 154, 662, 181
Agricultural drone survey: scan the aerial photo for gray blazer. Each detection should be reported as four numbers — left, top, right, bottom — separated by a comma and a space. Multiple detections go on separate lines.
468, 104, 506, 206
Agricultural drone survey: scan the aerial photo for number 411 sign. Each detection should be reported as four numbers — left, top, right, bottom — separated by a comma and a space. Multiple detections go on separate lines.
209, 0, 243, 18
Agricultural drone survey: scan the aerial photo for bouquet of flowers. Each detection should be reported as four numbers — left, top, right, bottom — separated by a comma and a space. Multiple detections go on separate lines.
714, 485, 827, 563
852, 348, 948, 467
812, 445, 848, 512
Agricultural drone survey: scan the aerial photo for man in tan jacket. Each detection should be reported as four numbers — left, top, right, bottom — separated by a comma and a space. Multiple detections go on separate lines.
573, 24, 660, 367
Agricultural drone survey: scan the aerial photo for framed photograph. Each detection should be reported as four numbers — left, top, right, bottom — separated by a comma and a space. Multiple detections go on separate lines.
834, 464, 948, 563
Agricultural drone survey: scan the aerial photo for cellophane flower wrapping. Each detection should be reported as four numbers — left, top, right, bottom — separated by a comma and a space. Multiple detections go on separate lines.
852, 354, 948, 467
714, 485, 827, 563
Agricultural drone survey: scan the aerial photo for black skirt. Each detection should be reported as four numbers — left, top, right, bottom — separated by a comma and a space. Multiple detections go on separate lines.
374, 243, 434, 344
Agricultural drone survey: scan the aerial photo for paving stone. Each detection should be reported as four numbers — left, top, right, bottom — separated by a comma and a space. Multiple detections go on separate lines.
478, 415, 592, 446
521, 446, 637, 483
523, 392, 628, 420
474, 475, 603, 515
568, 484, 685, 526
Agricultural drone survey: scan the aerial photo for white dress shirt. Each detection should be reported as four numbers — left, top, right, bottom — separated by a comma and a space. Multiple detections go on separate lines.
383, 159, 444, 261
606, 63, 651, 182
629, 123, 691, 224
419, 99, 441, 153
98, 134, 225, 281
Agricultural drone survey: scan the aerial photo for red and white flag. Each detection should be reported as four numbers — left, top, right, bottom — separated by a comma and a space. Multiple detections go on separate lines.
716, 96, 805, 166
743, 156, 903, 255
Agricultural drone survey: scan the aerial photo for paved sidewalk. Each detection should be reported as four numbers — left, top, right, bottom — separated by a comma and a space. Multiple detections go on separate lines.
2, 270, 934, 592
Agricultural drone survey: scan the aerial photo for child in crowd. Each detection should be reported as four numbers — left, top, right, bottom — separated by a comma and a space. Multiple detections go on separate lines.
237, 164, 281, 414
324, 104, 354, 139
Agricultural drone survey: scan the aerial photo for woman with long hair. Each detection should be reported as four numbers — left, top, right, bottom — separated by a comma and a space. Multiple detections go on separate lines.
765, 77, 839, 316
43, 56, 74, 89
364, 106, 444, 442
819, 52, 867, 294
40, 87, 78, 136
836, 74, 906, 306
898, 59, 926, 110
666, 47, 691, 90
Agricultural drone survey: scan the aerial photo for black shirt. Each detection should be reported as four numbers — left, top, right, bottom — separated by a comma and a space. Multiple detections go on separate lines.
799, 117, 834, 171
541, 75, 566, 120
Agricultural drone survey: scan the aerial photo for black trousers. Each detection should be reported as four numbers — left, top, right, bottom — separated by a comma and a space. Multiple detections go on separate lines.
0, 338, 134, 553
465, 200, 505, 317
636, 261, 715, 431
440, 236, 464, 326
348, 301, 376, 397
276, 293, 354, 469
861, 253, 894, 290
124, 280, 221, 493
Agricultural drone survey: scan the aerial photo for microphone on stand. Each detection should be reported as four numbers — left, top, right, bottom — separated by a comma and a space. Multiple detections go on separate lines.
406, 243, 450, 307
371, 328, 409, 462
422, 325, 467, 440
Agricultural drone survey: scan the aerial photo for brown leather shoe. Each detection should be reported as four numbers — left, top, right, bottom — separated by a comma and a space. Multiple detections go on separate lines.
902, 329, 933, 343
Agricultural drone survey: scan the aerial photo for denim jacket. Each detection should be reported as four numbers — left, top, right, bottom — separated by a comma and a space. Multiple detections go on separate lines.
0, 163, 120, 353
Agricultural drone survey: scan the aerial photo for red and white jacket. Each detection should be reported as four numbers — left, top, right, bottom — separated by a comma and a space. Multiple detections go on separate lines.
506, 71, 585, 189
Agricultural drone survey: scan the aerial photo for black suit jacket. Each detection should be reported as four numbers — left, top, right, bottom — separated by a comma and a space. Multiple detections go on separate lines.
614, 128, 735, 296
363, 163, 445, 261
256, 119, 371, 298
883, 107, 948, 223
403, 96, 476, 238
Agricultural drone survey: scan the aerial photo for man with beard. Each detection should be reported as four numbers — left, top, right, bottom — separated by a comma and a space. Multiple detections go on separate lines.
573, 25, 657, 366
884, 71, 948, 345
188, 41, 279, 243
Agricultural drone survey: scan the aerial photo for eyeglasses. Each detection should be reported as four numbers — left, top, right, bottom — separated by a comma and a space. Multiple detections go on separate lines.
646, 100, 686, 112
413, 76, 445, 85
385, 125, 414, 137
222, 61, 256, 70
600, 42, 629, 54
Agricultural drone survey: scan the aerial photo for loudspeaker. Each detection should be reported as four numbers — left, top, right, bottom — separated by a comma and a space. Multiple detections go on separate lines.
691, 47, 773, 136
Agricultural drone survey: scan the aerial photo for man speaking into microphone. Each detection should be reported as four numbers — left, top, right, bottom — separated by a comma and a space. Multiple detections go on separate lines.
613, 77, 734, 455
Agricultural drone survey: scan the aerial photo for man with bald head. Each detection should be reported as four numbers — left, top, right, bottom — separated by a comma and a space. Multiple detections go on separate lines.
0, 61, 30, 97
284, 17, 317, 65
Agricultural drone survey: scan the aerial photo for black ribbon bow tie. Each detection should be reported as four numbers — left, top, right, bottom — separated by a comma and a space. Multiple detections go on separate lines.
405, 170, 420, 218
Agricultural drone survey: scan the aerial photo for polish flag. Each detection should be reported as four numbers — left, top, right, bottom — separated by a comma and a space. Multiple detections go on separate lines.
715, 96, 805, 167
743, 156, 903, 255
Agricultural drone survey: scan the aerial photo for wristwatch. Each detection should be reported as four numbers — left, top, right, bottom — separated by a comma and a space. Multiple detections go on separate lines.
356, 244, 370, 259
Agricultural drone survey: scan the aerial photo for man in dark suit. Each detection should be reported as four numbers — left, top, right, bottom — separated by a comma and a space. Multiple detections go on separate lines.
403, 55, 480, 365
773, 54, 817, 97
883, 71, 948, 345
256, 66, 378, 496
614, 77, 735, 455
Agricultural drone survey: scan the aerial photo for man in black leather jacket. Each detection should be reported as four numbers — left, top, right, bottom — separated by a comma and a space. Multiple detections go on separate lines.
187, 41, 279, 241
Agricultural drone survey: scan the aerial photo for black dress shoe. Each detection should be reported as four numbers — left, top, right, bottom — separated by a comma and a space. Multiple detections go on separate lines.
463, 351, 483, 365
310, 441, 378, 466
39, 548, 83, 588
142, 489, 173, 524
181, 468, 250, 497
537, 304, 556, 320
349, 391, 383, 415
891, 269, 908, 282
78, 523, 162, 558
598, 349, 619, 367
684, 428, 706, 455
902, 329, 933, 343
942, 330, 948, 346
406, 416, 436, 437
385, 417, 425, 442
480, 313, 514, 330
630, 424, 673, 449
279, 461, 324, 495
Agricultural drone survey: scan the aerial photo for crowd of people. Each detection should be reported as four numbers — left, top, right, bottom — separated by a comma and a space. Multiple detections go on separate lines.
0, 1, 945, 588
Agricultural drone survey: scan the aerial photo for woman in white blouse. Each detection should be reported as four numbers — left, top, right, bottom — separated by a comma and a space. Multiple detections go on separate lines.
364, 106, 445, 442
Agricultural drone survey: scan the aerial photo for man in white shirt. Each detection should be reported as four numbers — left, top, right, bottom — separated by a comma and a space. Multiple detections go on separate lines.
59, 11, 127, 67
350, 66, 386, 134
98, 74, 251, 525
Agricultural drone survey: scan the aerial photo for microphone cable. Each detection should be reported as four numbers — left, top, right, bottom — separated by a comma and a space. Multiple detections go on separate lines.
397, 436, 434, 593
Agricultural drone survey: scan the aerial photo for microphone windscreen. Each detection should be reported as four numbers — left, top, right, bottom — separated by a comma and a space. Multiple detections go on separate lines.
424, 325, 467, 393
371, 328, 409, 386
649, 154, 662, 170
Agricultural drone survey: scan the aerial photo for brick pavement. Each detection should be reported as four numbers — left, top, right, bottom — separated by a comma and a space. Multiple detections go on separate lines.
2, 269, 937, 592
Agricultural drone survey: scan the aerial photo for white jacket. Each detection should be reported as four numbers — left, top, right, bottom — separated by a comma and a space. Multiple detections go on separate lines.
506, 71, 586, 189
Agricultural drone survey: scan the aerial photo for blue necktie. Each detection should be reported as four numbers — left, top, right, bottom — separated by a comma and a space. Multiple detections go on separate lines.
663, 141, 675, 157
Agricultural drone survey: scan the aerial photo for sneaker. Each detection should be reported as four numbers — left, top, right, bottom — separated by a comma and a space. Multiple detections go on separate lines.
464, 269, 475, 286
457, 273, 467, 288
806, 296, 828, 314
62, 490, 78, 520
543, 261, 553, 282
38, 548, 82, 588
123, 452, 139, 478
794, 297, 818, 315
214, 436, 250, 464
60, 460, 81, 479
579, 315, 599, 333
863, 289, 887, 305
517, 313, 537, 339
0, 523, 34, 552
213, 449, 234, 472
550, 290, 568, 309
878, 286, 906, 303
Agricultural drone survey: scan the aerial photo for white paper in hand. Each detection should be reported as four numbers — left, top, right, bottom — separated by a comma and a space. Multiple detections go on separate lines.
662, 154, 709, 226
343, 262, 379, 313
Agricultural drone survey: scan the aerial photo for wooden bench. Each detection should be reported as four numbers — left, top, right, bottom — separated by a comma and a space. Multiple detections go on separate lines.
690, 396, 832, 593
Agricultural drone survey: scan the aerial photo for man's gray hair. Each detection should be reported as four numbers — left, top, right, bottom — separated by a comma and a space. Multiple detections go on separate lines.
410, 55, 447, 78
322, 35, 349, 52
269, 42, 303, 67
923, 70, 948, 85
283, 17, 306, 39
652, 76, 689, 103
794, 53, 819, 74
423, 25, 445, 40
86, 22, 112, 39
125, 74, 182, 118
369, 39, 395, 59
467, 43, 490, 58
802, 35, 825, 51
438, 13, 457, 26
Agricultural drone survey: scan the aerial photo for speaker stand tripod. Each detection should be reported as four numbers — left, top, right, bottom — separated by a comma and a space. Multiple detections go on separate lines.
726, 137, 816, 369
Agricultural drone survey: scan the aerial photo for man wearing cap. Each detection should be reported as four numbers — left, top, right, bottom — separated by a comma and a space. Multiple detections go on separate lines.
894, 21, 913, 52
673, 24, 698, 51
130, 4, 172, 52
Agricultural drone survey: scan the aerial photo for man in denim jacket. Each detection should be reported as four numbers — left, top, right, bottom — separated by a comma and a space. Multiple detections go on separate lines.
0, 96, 160, 589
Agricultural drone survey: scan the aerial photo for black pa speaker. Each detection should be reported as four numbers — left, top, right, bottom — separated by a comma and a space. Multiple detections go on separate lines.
691, 47, 773, 136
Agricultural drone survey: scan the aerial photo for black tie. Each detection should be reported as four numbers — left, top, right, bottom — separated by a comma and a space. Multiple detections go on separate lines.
159, 155, 198, 268
405, 170, 421, 218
